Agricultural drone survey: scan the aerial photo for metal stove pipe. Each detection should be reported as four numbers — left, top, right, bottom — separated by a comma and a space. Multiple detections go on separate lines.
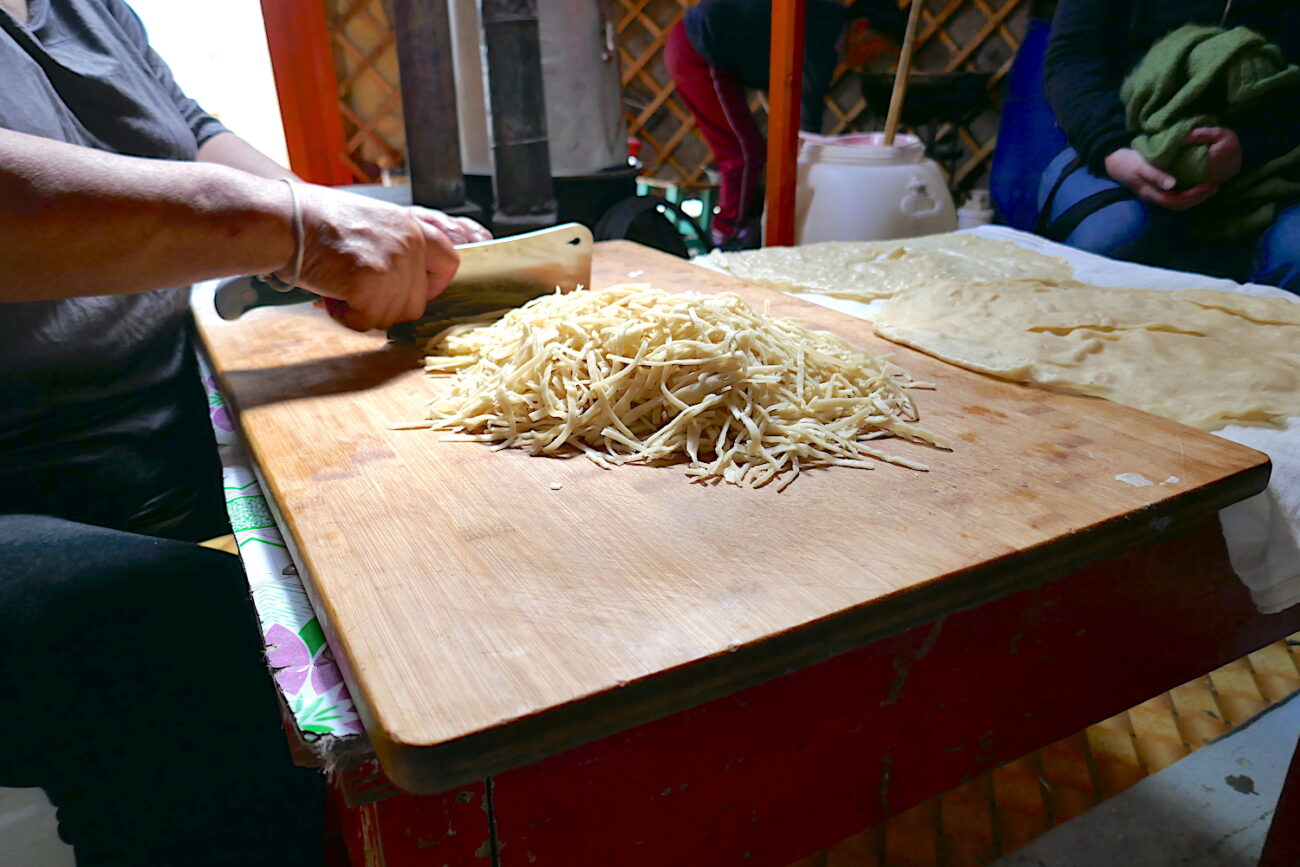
480, 0, 557, 233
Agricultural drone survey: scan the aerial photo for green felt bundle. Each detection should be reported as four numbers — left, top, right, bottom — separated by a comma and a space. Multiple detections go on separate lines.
1120, 24, 1300, 239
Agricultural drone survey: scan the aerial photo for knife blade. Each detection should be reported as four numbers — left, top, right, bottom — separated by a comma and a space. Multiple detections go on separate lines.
212, 222, 594, 338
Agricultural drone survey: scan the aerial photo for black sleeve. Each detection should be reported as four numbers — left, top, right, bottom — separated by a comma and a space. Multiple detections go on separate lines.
1043, 0, 1131, 173
1235, 2, 1300, 170
800, 40, 837, 132
105, 0, 229, 147
1233, 76, 1300, 171
799, 2, 846, 133
1237, 124, 1296, 172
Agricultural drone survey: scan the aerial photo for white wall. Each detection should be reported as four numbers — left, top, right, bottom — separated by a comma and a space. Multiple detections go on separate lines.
127, 0, 289, 167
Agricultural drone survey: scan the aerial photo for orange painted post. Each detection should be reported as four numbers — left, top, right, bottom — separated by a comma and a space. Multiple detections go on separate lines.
259, 0, 353, 186
764, 0, 806, 248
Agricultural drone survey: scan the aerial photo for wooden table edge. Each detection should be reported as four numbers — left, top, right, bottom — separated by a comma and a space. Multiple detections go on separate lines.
368, 459, 1269, 793
190, 278, 1277, 795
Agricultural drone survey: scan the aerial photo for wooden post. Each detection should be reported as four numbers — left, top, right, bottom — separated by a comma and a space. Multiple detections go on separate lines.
259, 0, 352, 186
764, 0, 806, 248
390, 0, 477, 213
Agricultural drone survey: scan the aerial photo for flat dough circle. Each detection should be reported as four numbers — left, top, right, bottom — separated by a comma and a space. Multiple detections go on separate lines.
873, 279, 1300, 430
709, 234, 1074, 302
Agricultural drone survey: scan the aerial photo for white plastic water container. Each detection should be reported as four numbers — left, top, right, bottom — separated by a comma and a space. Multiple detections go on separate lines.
957, 188, 995, 229
795, 132, 957, 244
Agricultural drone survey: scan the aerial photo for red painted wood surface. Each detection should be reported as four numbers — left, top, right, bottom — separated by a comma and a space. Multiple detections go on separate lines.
488, 520, 1300, 866
258, 0, 353, 186
764, 0, 805, 247
328, 520, 1300, 866
327, 769, 490, 865
1260, 732, 1300, 867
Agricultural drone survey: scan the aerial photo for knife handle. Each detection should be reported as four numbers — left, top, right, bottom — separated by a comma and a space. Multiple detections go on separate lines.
259, 273, 348, 319
257, 285, 319, 307
212, 274, 318, 321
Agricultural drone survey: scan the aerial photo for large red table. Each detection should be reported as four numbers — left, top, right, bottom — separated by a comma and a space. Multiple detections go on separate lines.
195, 243, 1300, 866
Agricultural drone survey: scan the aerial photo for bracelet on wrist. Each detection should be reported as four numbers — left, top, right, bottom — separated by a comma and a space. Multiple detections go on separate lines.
264, 178, 304, 293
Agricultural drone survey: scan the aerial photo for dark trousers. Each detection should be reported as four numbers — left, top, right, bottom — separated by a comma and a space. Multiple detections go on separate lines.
0, 514, 323, 865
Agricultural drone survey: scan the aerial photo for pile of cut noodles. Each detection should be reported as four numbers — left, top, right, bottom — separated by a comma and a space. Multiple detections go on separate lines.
395, 284, 948, 489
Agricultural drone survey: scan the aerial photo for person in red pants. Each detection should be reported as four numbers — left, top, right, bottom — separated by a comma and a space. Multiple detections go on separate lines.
666, 0, 903, 250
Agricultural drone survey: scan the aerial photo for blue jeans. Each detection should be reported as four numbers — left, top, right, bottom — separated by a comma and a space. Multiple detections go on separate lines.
1037, 148, 1300, 293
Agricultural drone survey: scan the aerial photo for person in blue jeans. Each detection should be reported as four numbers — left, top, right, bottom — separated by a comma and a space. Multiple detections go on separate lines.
1039, 0, 1300, 292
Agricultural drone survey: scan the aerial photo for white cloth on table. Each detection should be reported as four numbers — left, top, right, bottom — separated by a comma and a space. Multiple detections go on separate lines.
968, 227, 1300, 615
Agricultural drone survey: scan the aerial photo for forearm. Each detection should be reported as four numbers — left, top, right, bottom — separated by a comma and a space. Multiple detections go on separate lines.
0, 129, 294, 302
197, 131, 299, 182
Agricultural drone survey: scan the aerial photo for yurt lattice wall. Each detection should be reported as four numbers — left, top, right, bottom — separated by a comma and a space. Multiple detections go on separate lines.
620, 0, 1030, 192
322, 0, 1029, 192
326, 0, 405, 183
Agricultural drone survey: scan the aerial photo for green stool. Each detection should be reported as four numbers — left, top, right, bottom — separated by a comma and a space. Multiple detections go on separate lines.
634, 177, 718, 256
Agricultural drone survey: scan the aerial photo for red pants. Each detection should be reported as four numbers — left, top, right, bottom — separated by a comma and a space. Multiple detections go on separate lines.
665, 20, 765, 243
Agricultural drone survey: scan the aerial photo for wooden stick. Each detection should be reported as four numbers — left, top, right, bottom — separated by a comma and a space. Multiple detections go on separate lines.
882, 0, 925, 145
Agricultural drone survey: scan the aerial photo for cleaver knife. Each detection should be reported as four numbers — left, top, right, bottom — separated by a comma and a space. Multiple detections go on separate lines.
212, 222, 594, 338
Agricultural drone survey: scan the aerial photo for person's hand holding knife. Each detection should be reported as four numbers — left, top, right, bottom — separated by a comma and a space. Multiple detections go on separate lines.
288, 185, 492, 332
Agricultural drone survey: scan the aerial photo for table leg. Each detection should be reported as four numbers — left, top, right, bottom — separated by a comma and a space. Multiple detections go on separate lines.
1260, 730, 1300, 867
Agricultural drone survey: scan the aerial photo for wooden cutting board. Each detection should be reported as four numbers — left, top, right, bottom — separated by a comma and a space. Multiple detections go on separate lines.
194, 241, 1270, 793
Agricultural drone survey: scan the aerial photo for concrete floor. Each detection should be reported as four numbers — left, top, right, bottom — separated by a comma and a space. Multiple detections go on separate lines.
0, 787, 73, 867
992, 693, 1300, 867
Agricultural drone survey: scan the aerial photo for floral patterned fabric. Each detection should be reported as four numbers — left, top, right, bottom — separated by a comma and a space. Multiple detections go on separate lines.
202, 359, 365, 739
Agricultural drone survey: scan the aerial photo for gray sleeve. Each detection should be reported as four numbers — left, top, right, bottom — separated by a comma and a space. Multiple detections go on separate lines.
105, 0, 229, 147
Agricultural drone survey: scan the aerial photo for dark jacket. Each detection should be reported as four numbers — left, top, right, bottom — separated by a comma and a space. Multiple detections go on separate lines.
683, 0, 849, 131
1044, 0, 1300, 173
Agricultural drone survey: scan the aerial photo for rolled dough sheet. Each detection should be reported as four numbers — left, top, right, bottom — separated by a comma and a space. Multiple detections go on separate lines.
695, 226, 1300, 614
872, 278, 1300, 431
705, 233, 1074, 302
909, 228, 1300, 614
